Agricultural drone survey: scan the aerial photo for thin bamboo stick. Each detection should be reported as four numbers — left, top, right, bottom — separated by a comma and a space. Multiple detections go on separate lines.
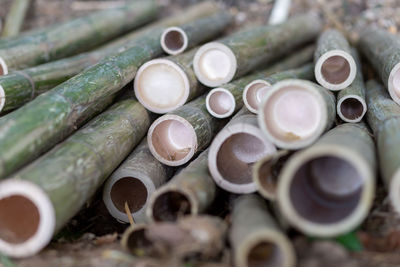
1, 0, 31, 37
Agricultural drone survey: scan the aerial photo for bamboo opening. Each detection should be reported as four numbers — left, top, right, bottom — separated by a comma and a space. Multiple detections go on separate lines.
126, 228, 153, 255
289, 156, 363, 224
152, 191, 191, 222
390, 67, 400, 98
110, 177, 148, 213
247, 241, 283, 267
321, 55, 350, 85
206, 88, 235, 118
339, 98, 364, 120
161, 27, 188, 55
0, 195, 40, 244
244, 80, 270, 113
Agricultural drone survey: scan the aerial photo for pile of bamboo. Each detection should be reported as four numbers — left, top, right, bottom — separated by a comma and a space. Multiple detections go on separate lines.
0, 1, 398, 266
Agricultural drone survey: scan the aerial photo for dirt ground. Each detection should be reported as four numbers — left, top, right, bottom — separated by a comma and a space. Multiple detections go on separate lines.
1, 0, 400, 266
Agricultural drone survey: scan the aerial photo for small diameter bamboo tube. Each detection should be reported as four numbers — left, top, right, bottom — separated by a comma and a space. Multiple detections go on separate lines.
258, 79, 336, 150
103, 139, 175, 224
147, 95, 226, 166
230, 194, 295, 267
160, 11, 232, 55
208, 108, 276, 193
365, 80, 400, 213
277, 123, 376, 237
146, 150, 216, 222
314, 29, 357, 91
1, 0, 30, 37
0, 99, 151, 258
359, 27, 400, 105
193, 12, 321, 87
0, 3, 221, 179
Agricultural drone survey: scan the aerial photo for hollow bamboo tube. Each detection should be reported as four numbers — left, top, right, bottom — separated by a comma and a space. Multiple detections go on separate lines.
160, 11, 232, 55
0, 3, 221, 179
146, 150, 216, 222
1, 0, 30, 37
365, 80, 400, 213
147, 95, 226, 166
336, 49, 367, 122
230, 194, 295, 267
193, 12, 322, 87
103, 139, 175, 224
314, 29, 357, 91
208, 108, 276, 193
0, 99, 151, 258
277, 123, 376, 237
258, 79, 336, 150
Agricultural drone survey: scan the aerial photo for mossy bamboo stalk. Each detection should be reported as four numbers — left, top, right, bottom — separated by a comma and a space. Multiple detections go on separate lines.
230, 194, 295, 267
193, 12, 321, 87
147, 94, 227, 166
0, 3, 221, 179
277, 123, 376, 237
1, 0, 31, 37
103, 139, 175, 224
314, 29, 356, 90
0, 99, 151, 258
365, 80, 400, 213
146, 150, 216, 222
0, 0, 158, 73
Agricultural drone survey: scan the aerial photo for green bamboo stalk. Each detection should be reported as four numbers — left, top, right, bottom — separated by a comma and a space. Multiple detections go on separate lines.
277, 123, 376, 237
146, 150, 216, 222
0, 99, 151, 258
2, 0, 31, 37
230, 194, 295, 267
193, 12, 322, 87
0, 2, 221, 179
103, 139, 175, 224
359, 27, 400, 105
0, 0, 158, 73
314, 29, 356, 90
365, 80, 400, 213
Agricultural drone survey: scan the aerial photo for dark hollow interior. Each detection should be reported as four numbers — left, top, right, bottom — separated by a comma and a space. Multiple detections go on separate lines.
340, 98, 364, 120
164, 30, 184, 51
247, 241, 283, 267
321, 55, 350, 85
110, 177, 148, 213
152, 191, 191, 222
258, 153, 290, 196
127, 228, 153, 256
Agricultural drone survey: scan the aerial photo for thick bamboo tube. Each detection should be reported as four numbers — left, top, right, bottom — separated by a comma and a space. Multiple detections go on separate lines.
146, 150, 216, 222
314, 29, 357, 91
258, 79, 336, 150
208, 108, 276, 193
359, 27, 400, 105
103, 139, 175, 224
193, 12, 321, 87
160, 11, 232, 55
365, 80, 400, 213
230, 194, 295, 267
147, 95, 226, 166
277, 123, 376, 237
0, 99, 151, 258
0, 3, 221, 179
1, 0, 30, 37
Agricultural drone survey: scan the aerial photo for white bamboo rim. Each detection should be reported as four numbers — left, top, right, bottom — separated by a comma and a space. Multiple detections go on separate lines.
0, 57, 8, 76
243, 79, 271, 114
337, 95, 367, 123
0, 84, 5, 113
389, 169, 400, 214
206, 88, 236, 118
160, 26, 189, 55
388, 62, 400, 105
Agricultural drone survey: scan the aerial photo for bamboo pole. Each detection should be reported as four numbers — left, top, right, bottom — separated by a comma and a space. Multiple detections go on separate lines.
230, 194, 295, 267
314, 29, 356, 91
160, 11, 232, 55
193, 12, 322, 87
103, 139, 175, 224
277, 123, 376, 237
365, 80, 400, 213
0, 0, 159, 73
147, 95, 226, 166
146, 150, 216, 222
2, 0, 31, 37
0, 99, 151, 258
258, 79, 336, 150
0, 3, 221, 179
359, 27, 400, 105
208, 108, 276, 193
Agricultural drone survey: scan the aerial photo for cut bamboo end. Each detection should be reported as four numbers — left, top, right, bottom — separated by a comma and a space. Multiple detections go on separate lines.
148, 115, 197, 166
389, 171, 400, 214
121, 224, 152, 254
277, 146, 374, 237
258, 79, 328, 149
243, 79, 271, 114
388, 62, 400, 105
160, 26, 188, 55
193, 42, 237, 87
0, 84, 5, 112
206, 88, 236, 118
208, 121, 276, 194
314, 49, 357, 91
0, 179, 55, 258
0, 57, 8, 76
337, 95, 367, 123
134, 59, 190, 114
